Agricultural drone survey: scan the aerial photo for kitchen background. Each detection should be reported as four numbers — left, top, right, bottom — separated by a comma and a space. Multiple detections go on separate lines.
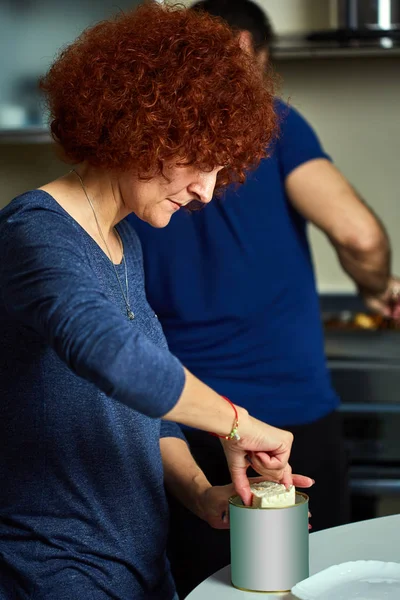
1, 0, 400, 520
1, 0, 399, 293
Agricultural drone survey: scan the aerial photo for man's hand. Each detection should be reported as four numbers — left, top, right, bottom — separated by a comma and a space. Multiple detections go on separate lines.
197, 475, 314, 530
362, 276, 400, 319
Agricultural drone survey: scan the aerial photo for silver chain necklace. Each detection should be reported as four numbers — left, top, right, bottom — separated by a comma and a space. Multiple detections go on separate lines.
71, 169, 135, 321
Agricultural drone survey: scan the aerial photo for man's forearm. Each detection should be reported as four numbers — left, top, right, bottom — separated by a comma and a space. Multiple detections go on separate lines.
331, 201, 391, 295
160, 436, 211, 519
285, 159, 391, 295
334, 231, 391, 295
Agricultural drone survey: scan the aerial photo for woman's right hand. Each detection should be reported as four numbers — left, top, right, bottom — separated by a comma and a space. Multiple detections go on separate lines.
221, 407, 313, 506
164, 369, 313, 505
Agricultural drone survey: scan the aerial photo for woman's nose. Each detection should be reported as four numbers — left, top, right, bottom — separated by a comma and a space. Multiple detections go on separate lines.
188, 168, 221, 205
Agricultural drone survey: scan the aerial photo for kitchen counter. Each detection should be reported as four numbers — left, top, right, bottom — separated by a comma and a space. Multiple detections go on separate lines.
186, 514, 400, 599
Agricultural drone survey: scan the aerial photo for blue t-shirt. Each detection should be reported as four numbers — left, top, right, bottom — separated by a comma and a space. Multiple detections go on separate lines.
0, 191, 185, 599
130, 100, 339, 427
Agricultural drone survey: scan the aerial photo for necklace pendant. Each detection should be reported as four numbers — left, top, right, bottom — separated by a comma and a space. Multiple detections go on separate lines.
127, 309, 135, 320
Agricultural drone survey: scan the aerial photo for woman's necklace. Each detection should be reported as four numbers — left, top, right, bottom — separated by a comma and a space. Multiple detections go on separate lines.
71, 169, 135, 321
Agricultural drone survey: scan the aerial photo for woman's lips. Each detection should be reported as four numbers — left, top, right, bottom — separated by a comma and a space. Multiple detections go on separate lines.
168, 199, 181, 211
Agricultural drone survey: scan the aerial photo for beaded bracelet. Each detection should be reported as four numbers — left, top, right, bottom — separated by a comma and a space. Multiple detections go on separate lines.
210, 396, 241, 441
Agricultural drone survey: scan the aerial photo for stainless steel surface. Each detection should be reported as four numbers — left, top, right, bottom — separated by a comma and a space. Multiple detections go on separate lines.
229, 494, 309, 593
331, 364, 400, 405
337, 0, 400, 30
272, 37, 400, 60
0, 127, 51, 144
351, 478, 400, 495
325, 330, 400, 361
326, 317, 400, 520
328, 360, 400, 370
342, 407, 400, 463
339, 403, 400, 413
272, 4, 400, 60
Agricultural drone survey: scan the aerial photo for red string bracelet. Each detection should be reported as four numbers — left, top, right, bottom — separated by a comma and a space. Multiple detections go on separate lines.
210, 396, 240, 441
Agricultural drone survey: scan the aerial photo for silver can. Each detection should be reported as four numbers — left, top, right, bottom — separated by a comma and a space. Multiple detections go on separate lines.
229, 491, 309, 593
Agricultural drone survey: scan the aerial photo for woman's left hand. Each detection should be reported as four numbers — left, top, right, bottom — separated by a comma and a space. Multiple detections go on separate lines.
197, 474, 314, 530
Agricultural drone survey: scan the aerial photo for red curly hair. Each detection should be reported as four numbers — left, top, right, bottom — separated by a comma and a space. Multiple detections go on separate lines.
40, 2, 277, 188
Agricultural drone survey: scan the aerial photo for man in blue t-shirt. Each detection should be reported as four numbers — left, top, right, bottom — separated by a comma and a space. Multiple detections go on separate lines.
129, 1, 400, 596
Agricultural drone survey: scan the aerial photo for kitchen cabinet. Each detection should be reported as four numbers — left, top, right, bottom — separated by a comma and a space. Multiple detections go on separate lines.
0, 0, 140, 141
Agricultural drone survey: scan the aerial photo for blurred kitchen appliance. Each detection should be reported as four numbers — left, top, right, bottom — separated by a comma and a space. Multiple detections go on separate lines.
325, 319, 400, 522
275, 0, 400, 56
336, 0, 400, 30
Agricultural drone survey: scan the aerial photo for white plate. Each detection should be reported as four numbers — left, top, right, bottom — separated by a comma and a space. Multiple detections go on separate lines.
292, 561, 400, 599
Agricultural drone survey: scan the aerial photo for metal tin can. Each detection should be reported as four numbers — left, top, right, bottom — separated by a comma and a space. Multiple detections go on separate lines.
229, 491, 309, 593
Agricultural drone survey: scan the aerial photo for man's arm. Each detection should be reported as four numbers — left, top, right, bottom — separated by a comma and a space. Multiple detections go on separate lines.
286, 158, 390, 293
285, 158, 400, 316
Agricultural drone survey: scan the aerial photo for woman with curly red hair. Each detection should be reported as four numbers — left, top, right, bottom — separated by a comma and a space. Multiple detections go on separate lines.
0, 4, 312, 599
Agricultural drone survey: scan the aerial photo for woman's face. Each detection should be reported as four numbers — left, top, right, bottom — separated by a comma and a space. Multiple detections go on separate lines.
120, 163, 224, 228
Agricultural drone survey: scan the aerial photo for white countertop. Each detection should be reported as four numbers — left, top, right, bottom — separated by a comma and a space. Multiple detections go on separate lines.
186, 514, 400, 599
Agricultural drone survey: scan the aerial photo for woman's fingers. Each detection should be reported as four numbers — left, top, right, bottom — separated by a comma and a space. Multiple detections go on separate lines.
280, 464, 293, 489
230, 466, 252, 506
222, 414, 310, 505
292, 474, 315, 488
248, 473, 315, 489
245, 452, 289, 484
225, 449, 253, 506
226, 459, 315, 508
236, 414, 293, 467
249, 451, 285, 473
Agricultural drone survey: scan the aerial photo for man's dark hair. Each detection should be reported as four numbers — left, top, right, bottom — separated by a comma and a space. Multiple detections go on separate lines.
191, 0, 274, 51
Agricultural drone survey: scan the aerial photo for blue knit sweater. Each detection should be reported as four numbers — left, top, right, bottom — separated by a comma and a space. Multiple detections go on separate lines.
0, 191, 185, 600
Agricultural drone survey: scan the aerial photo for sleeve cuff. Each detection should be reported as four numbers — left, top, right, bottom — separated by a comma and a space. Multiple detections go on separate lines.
283, 151, 332, 179
160, 421, 188, 442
